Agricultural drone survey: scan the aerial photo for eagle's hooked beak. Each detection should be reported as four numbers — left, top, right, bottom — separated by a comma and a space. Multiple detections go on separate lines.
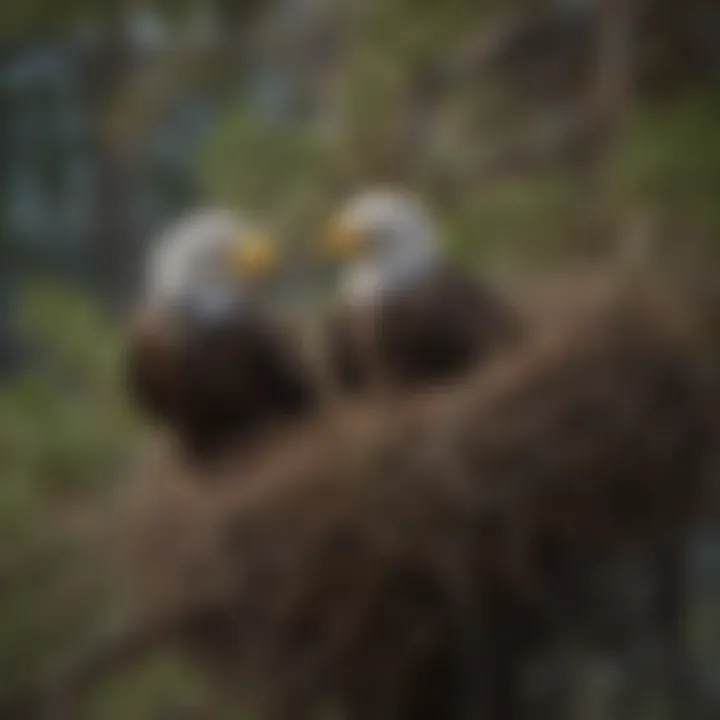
228, 231, 281, 281
319, 216, 367, 263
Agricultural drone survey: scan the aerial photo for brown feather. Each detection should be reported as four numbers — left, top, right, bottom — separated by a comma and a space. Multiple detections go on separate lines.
328, 267, 521, 394
125, 307, 317, 461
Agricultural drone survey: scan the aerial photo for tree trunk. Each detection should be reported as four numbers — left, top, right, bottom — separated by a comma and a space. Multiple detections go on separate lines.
594, 0, 638, 130
85, 1, 137, 313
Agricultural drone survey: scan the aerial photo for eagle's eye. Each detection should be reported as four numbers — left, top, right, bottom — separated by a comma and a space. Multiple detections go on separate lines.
226, 231, 280, 281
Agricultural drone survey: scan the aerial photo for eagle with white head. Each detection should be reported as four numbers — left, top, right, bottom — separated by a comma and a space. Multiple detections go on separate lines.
321, 188, 520, 392
126, 209, 316, 461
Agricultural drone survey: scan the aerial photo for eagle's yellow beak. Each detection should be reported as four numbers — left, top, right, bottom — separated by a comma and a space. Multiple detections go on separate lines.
320, 217, 367, 263
228, 231, 280, 281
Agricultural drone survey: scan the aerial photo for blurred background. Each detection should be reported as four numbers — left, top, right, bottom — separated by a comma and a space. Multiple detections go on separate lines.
1, 0, 720, 717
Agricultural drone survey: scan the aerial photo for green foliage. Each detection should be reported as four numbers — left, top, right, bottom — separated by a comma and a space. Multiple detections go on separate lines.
0, 0, 217, 42
2, 281, 140, 496
0, 281, 144, 708
83, 653, 219, 720
447, 175, 578, 269
356, 0, 503, 67
0, 0, 97, 41
197, 0, 560, 271
200, 103, 335, 236
607, 92, 720, 235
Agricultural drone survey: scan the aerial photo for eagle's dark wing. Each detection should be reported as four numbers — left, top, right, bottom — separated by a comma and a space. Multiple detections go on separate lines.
326, 268, 520, 393
379, 268, 520, 387
125, 310, 317, 458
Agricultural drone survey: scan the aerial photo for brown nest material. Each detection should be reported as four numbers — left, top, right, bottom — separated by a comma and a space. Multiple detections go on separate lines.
113, 274, 718, 719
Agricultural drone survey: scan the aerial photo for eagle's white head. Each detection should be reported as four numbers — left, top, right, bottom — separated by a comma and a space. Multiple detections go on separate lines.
144, 209, 279, 322
322, 189, 441, 304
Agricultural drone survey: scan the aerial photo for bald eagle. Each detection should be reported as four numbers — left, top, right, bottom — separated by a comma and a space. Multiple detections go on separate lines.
126, 209, 317, 461
321, 189, 519, 393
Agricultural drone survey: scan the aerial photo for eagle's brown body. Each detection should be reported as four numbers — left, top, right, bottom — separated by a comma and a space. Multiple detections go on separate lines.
329, 267, 520, 393
125, 306, 317, 461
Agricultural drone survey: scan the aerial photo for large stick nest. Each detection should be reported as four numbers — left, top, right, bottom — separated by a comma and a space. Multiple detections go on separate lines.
114, 272, 720, 718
